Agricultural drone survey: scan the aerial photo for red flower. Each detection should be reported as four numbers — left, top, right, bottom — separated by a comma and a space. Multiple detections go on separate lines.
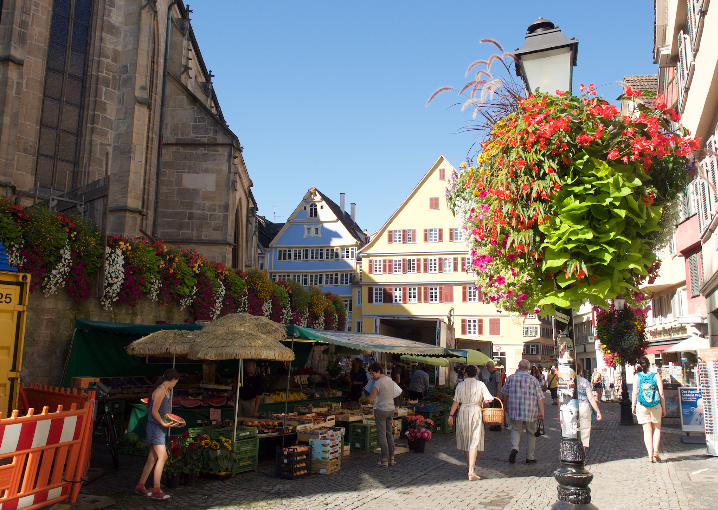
181, 431, 190, 439
607, 149, 620, 160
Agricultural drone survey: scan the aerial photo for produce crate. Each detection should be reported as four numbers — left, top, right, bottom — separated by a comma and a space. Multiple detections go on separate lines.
350, 436, 379, 452
275, 445, 312, 479
349, 423, 378, 443
188, 426, 211, 438
341, 402, 361, 411
311, 457, 341, 474
232, 457, 258, 475
434, 414, 455, 434
231, 438, 259, 458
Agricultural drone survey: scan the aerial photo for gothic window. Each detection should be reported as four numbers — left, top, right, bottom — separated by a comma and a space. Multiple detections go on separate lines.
309, 203, 318, 218
36, 0, 93, 191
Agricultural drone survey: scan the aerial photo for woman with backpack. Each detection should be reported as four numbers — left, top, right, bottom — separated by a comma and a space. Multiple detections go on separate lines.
632, 356, 666, 462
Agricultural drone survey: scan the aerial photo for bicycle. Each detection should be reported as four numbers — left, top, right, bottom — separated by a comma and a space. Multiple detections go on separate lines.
92, 389, 119, 469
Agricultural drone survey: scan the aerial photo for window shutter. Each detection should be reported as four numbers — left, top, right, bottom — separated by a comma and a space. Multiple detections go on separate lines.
417, 287, 423, 302
461, 318, 467, 335
705, 136, 718, 208
438, 257, 443, 273
411, 229, 417, 243
478, 319, 484, 335
438, 228, 443, 242
439, 286, 444, 303
424, 229, 428, 242
402, 286, 407, 304
388, 230, 393, 244
423, 286, 429, 303
445, 286, 453, 303
367, 260, 373, 274
489, 318, 500, 336
439, 168, 445, 180
383, 259, 388, 274
478, 287, 483, 302
423, 258, 428, 273
402, 229, 407, 243
453, 257, 458, 271
462, 285, 467, 302
461, 257, 467, 272
368, 287, 373, 303
384, 287, 392, 304
449, 228, 454, 242
416, 259, 421, 273
402, 258, 407, 274
689, 253, 700, 297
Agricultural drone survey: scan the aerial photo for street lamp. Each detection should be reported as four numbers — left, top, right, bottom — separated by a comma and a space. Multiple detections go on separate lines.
516, 17, 597, 510
613, 298, 635, 426
514, 18, 579, 96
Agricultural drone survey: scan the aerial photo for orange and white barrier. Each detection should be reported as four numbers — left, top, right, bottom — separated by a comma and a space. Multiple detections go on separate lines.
0, 399, 94, 510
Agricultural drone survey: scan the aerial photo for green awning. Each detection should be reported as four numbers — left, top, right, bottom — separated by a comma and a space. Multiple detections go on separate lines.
446, 348, 493, 365
400, 355, 450, 367
74, 319, 203, 335
286, 325, 458, 357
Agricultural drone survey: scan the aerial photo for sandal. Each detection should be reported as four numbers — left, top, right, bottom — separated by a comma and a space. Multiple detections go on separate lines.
377, 460, 388, 467
654, 453, 661, 462
389, 459, 396, 466
647, 456, 654, 463
468, 474, 481, 481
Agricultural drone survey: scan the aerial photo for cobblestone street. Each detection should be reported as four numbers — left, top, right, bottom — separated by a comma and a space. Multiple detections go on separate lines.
82, 399, 718, 510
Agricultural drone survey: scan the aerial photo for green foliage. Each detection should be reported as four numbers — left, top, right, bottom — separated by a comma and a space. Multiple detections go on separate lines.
67, 215, 103, 275
287, 279, 309, 311
21, 205, 69, 267
333, 295, 346, 317
245, 268, 273, 301
272, 282, 289, 308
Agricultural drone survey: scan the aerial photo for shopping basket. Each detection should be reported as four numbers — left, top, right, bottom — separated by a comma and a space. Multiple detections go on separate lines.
481, 397, 504, 426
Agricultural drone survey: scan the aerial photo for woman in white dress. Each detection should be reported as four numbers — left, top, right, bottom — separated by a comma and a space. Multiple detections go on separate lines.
447, 365, 494, 481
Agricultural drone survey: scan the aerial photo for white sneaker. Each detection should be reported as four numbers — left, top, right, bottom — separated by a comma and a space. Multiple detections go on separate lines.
505, 424, 512, 430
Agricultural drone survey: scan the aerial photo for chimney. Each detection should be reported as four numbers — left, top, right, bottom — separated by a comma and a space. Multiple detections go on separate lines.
340, 193, 346, 215
351, 203, 356, 222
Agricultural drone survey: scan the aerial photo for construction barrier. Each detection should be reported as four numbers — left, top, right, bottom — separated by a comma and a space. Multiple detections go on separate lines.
21, 384, 93, 415
0, 396, 95, 509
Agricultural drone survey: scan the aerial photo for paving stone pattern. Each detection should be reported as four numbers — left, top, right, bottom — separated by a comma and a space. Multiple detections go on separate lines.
84, 398, 718, 510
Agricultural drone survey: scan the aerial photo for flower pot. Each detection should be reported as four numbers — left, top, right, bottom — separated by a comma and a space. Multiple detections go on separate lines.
413, 438, 426, 453
181, 473, 196, 487
166, 474, 181, 489
408, 440, 414, 451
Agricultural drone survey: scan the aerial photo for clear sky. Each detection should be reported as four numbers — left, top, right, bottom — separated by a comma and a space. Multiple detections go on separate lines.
190, 0, 658, 234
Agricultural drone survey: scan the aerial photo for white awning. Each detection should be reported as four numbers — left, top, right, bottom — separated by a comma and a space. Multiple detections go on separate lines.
662, 336, 709, 353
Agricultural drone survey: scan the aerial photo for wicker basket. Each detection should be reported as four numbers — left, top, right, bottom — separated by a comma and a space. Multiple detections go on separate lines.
481, 398, 504, 426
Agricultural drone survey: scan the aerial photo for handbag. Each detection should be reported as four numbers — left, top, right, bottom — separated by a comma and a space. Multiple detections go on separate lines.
591, 407, 597, 425
534, 419, 545, 437
392, 380, 403, 398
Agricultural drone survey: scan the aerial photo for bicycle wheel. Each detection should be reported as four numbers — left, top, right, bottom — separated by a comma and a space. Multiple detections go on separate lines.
104, 415, 120, 469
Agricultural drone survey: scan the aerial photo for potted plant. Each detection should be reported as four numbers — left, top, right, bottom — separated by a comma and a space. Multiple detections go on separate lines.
163, 438, 183, 488
180, 432, 202, 486
406, 415, 435, 453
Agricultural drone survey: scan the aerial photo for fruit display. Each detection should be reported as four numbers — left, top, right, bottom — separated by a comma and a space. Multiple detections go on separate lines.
209, 397, 227, 407
140, 397, 149, 404
163, 413, 186, 426
268, 391, 306, 402
180, 397, 201, 408
171, 397, 181, 407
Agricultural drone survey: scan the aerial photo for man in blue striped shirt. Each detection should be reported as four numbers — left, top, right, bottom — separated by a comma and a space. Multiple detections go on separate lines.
501, 359, 545, 464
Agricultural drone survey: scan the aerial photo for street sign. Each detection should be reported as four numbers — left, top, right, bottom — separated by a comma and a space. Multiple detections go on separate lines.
555, 311, 570, 324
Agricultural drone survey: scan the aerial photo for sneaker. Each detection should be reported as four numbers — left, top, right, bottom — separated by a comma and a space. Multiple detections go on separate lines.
509, 449, 518, 464
505, 424, 512, 431
134, 486, 150, 497
150, 490, 170, 500
526, 458, 537, 464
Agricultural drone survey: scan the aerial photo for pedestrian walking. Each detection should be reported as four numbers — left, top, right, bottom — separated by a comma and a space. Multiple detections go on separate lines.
592, 369, 604, 401
409, 364, 430, 400
349, 358, 368, 402
547, 367, 559, 405
368, 362, 397, 467
576, 362, 602, 449
501, 359, 545, 464
632, 356, 666, 463
447, 365, 494, 481
136, 369, 180, 500
484, 361, 503, 432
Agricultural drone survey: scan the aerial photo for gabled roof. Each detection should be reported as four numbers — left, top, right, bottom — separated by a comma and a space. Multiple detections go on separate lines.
257, 215, 284, 249
269, 188, 366, 247
359, 155, 452, 253
623, 75, 658, 93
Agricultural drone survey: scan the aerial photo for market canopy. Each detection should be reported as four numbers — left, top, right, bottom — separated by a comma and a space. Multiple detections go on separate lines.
446, 348, 493, 365
663, 336, 709, 353
400, 355, 450, 367
286, 325, 459, 357
126, 329, 199, 357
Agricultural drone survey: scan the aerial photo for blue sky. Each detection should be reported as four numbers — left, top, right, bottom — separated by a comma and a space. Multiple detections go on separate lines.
190, 1, 658, 234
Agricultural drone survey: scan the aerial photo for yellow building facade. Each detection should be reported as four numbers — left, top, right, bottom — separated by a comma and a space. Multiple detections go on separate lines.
356, 156, 554, 378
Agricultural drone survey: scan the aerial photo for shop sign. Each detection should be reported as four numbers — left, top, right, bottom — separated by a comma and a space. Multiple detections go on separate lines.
648, 324, 687, 339
702, 348, 718, 362
678, 387, 704, 432
493, 345, 501, 353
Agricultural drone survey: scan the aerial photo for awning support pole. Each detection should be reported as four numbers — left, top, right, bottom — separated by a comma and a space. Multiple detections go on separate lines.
282, 335, 295, 448
233, 358, 242, 442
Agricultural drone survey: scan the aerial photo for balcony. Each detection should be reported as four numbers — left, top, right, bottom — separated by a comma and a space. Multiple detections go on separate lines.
675, 214, 700, 255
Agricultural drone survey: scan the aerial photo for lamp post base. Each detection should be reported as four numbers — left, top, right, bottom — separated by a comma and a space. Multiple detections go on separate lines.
552, 438, 598, 510
619, 363, 634, 426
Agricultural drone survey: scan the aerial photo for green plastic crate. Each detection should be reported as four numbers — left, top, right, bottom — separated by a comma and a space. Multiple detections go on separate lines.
349, 423, 377, 442
232, 457, 258, 474
350, 436, 378, 452
187, 426, 211, 438
434, 414, 455, 434
231, 438, 259, 458
210, 426, 257, 441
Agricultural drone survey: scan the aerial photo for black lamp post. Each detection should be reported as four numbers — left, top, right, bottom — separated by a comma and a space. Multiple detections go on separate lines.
515, 19, 597, 510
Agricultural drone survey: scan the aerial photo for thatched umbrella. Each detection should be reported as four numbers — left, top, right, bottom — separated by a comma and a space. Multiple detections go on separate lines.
188, 314, 294, 441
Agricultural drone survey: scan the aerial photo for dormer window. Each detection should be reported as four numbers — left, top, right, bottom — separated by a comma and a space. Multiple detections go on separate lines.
309, 203, 318, 218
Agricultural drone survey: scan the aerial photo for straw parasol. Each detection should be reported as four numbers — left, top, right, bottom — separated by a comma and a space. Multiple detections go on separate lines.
188, 313, 294, 441
126, 329, 199, 357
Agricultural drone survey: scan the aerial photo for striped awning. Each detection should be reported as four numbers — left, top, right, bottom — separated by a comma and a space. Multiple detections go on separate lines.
285, 325, 458, 357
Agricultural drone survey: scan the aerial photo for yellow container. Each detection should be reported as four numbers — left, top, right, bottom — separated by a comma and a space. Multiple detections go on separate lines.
0, 270, 30, 418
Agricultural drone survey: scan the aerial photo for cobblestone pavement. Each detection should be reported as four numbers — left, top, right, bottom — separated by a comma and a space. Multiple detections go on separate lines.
83, 398, 718, 510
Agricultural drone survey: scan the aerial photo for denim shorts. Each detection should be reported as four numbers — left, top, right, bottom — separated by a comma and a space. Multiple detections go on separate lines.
146, 421, 167, 446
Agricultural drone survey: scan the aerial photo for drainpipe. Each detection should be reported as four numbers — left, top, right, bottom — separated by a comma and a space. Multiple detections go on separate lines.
153, 1, 177, 239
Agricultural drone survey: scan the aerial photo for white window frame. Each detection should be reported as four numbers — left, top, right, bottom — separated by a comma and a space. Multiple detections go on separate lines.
343, 298, 352, 313
393, 287, 403, 304
309, 274, 323, 286
309, 203, 318, 218
428, 228, 439, 243
356, 288, 362, 305
406, 258, 417, 274
523, 326, 539, 337
407, 287, 417, 303
428, 286, 439, 303
392, 230, 402, 243
428, 257, 438, 274
393, 259, 402, 274
293, 249, 302, 261
530, 344, 538, 355
467, 287, 478, 303
301, 274, 308, 286
443, 258, 453, 273
467, 319, 478, 335
406, 230, 413, 243
454, 228, 464, 243
373, 287, 383, 304
373, 259, 383, 274
339, 273, 352, 285
355, 320, 363, 333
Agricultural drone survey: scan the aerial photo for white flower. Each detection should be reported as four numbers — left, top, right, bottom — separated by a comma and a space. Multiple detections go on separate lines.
44, 241, 72, 296
299, 309, 309, 328
100, 247, 125, 310
180, 286, 196, 310
314, 314, 325, 331
262, 299, 272, 318
237, 292, 248, 313
211, 280, 225, 320
281, 306, 293, 325
6, 243, 25, 268
149, 276, 162, 302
